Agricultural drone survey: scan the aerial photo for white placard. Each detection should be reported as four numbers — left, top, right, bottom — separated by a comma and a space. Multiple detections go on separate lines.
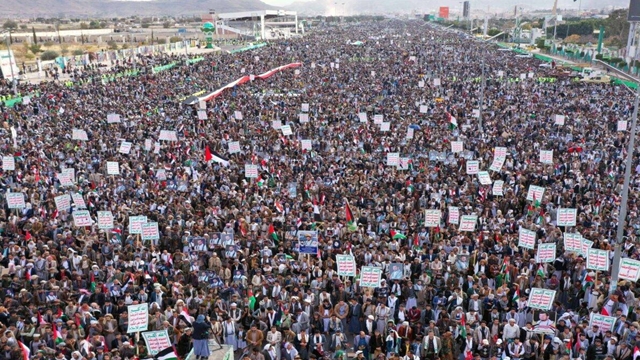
301, 140, 312, 151
373, 115, 384, 124
418, 81, 425, 88
272, 120, 282, 129
477, 171, 492, 185
528, 288, 556, 310
234, 111, 243, 120
72, 129, 89, 141
618, 120, 628, 131
358, 113, 367, 123
489, 156, 505, 172
492, 180, 504, 196
537, 243, 557, 263
141, 222, 160, 242
54, 194, 71, 212
301, 103, 309, 112
526, 185, 545, 202
299, 113, 309, 123
386, 153, 400, 166
245, 164, 259, 178
197, 110, 207, 120
406, 127, 414, 139
380, 122, 390, 131
144, 139, 152, 151
451, 141, 463, 153
97, 211, 115, 230
159, 130, 178, 142
424, 210, 441, 228
554, 114, 565, 125
127, 303, 149, 333
119, 141, 132, 154
619, 258, 640, 281
472, 109, 480, 118
71, 193, 86, 209
563, 233, 583, 253
459, 215, 478, 232
466, 160, 479, 175
494, 147, 507, 158
448, 206, 460, 224
398, 157, 410, 170
72, 210, 92, 227
6, 192, 25, 209
586, 248, 610, 271
281, 125, 293, 136
540, 150, 553, 164
433, 78, 441, 86
556, 208, 577, 227
156, 169, 167, 181
199, 101, 206, 110
518, 227, 536, 249
107, 113, 121, 123
2, 156, 15, 171
228, 141, 241, 154
106, 162, 120, 175
128, 216, 148, 235
419, 105, 428, 113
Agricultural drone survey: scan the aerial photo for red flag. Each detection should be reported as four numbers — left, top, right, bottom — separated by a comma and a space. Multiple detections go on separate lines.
25, 231, 31, 241
204, 145, 213, 162
413, 232, 420, 246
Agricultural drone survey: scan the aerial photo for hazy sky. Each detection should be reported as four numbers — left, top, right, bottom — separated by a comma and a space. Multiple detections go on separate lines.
262, 0, 297, 5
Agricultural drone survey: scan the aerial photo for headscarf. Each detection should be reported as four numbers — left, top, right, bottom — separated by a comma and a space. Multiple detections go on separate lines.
196, 314, 205, 323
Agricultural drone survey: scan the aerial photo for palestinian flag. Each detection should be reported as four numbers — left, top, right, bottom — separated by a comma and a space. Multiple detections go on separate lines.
274, 200, 284, 214
345, 202, 358, 232
18, 341, 30, 360
204, 145, 213, 162
633, 346, 640, 360
53, 326, 64, 345
206, 148, 229, 166
581, 273, 594, 291
500, 257, 509, 273
90, 272, 96, 292
154, 346, 179, 360
512, 286, 520, 303
447, 112, 458, 130
536, 264, 545, 278
268, 223, 279, 242
413, 232, 420, 247
248, 289, 256, 312
458, 314, 467, 338
391, 230, 406, 240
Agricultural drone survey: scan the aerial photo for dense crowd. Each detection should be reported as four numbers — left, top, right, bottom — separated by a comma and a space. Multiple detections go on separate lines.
0, 18, 638, 360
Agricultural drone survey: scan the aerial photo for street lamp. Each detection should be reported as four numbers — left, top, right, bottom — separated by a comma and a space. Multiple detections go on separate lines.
2, 31, 17, 95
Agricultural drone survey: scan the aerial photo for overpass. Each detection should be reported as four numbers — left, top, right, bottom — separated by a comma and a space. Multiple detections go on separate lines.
216, 10, 299, 40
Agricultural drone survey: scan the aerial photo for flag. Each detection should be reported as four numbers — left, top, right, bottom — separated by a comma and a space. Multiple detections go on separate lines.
154, 346, 179, 360
179, 309, 192, 327
458, 315, 467, 338
500, 257, 509, 273
90, 272, 96, 293
601, 298, 616, 316
208, 149, 230, 166
51, 209, 59, 219
413, 232, 420, 247
53, 326, 64, 345
204, 145, 213, 162
536, 264, 545, 278
18, 341, 30, 360
447, 112, 458, 130
274, 200, 284, 214
581, 273, 594, 291
633, 346, 640, 360
25, 231, 32, 241
345, 202, 358, 232
392, 231, 407, 240
248, 289, 256, 312
512, 286, 520, 303
268, 223, 279, 242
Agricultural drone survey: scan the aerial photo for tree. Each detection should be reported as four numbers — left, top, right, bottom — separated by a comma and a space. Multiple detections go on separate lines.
564, 34, 581, 44
2, 20, 18, 31
80, 22, 89, 30
606, 9, 629, 41
169, 36, 182, 43
163, 21, 172, 28
60, 44, 69, 56
29, 44, 42, 55
32, 27, 37, 44
72, 49, 83, 56
488, 29, 501, 37
107, 40, 118, 50
19, 25, 27, 30
40, 50, 60, 61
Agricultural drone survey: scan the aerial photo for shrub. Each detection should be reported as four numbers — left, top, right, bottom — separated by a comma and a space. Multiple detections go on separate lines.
72, 49, 83, 56
40, 50, 60, 60
595, 54, 603, 60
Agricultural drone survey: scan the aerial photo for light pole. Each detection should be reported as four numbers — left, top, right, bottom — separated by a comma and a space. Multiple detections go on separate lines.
479, 56, 485, 133
2, 32, 17, 95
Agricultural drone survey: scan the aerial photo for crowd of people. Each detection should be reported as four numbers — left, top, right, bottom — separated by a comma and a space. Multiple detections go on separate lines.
0, 17, 638, 360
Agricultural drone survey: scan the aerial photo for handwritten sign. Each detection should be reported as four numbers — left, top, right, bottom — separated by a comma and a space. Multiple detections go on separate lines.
299, 113, 309, 123
619, 258, 640, 281
228, 141, 241, 154
451, 141, 463, 153
589, 314, 616, 332
197, 110, 207, 120
477, 171, 492, 185
118, 141, 132, 154
301, 140, 312, 151
526, 185, 545, 202
72, 129, 89, 141
563, 233, 583, 253
245, 164, 259, 178
406, 127, 414, 139
6, 192, 25, 209
107, 113, 121, 123
128, 216, 148, 235
494, 147, 507, 158
97, 211, 114, 230
159, 130, 178, 142
359, 266, 382, 288
386, 153, 400, 166
466, 160, 479, 175
424, 210, 441, 228
540, 150, 553, 164
71, 193, 86, 209
554, 114, 565, 125
141, 222, 160, 242
234, 111, 243, 120
72, 210, 92, 227
106, 162, 120, 175
142, 330, 172, 356
537, 243, 556, 263
380, 122, 391, 131
336, 255, 356, 277
54, 194, 71, 212
448, 206, 460, 224
518, 227, 536, 249
2, 156, 15, 171
493, 180, 504, 196
458, 215, 478, 232
586, 248, 610, 271
281, 125, 293, 136
528, 288, 556, 310
556, 208, 577, 227
127, 303, 149, 333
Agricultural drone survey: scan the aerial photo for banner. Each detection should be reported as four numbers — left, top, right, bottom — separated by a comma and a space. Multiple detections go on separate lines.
557, 208, 577, 227
336, 255, 356, 277
589, 313, 616, 332
586, 248, 610, 271
619, 258, 640, 281
360, 266, 382, 288
2, 156, 14, 171
97, 211, 114, 230
518, 227, 536, 249
128, 216, 148, 235
492, 180, 504, 196
106, 162, 120, 175
245, 164, 259, 178
6, 192, 25, 209
526, 185, 545, 202
141, 222, 160, 242
527, 288, 556, 310
72, 210, 92, 227
458, 215, 478, 232
72, 129, 89, 141
424, 210, 441, 228
477, 171, 492, 185
127, 303, 149, 333
448, 206, 459, 224
466, 160, 479, 175
55, 194, 71, 212
563, 233, 582, 253
142, 330, 172, 356
298, 231, 318, 255
536, 243, 556, 263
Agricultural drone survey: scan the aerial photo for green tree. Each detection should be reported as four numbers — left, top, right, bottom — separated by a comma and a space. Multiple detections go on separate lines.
2, 20, 18, 31
40, 50, 60, 61
89, 20, 101, 29
169, 36, 182, 43
29, 44, 42, 55
163, 21, 172, 28
605, 9, 629, 42
72, 49, 83, 56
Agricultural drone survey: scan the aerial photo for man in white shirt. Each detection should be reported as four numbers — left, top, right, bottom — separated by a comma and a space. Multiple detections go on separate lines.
503, 318, 521, 342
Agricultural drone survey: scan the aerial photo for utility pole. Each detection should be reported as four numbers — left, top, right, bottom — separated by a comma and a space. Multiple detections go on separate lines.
3, 33, 17, 95
478, 56, 485, 133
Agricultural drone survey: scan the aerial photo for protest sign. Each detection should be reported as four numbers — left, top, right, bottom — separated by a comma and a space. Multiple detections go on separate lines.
492, 180, 504, 196
118, 141, 132, 154
72, 129, 89, 141
589, 314, 616, 332
199, 101, 206, 109
540, 150, 553, 164
518, 227, 536, 249
6, 192, 25, 209
618, 120, 628, 131
472, 109, 480, 118
563, 233, 583, 253
141, 222, 160, 242
406, 127, 414, 139
298, 231, 319, 255
156, 169, 167, 181
159, 130, 178, 141
619, 258, 640, 281
418, 81, 425, 88
466, 160, 479, 175
373, 115, 383, 124
380, 122, 390, 131
128, 216, 148, 235
419, 105, 428, 113
57, 172, 74, 187
527, 288, 556, 310
556, 208, 577, 227
127, 303, 149, 333
97, 211, 114, 230
494, 147, 507, 158
459, 215, 478, 232
526, 185, 545, 202
433, 78, 441, 86
586, 248, 610, 271
424, 210, 441, 228
386, 153, 400, 166
299, 113, 309, 123
398, 157, 410, 170
451, 141, 463, 153
234, 111, 243, 120
536, 243, 556, 263
72, 210, 92, 227
2, 156, 15, 171
448, 206, 460, 224
581, 239, 594, 257
489, 156, 505, 172
358, 113, 367, 123
142, 330, 172, 356
360, 266, 382, 288
197, 110, 207, 120
477, 171, 492, 185
336, 255, 356, 277
71, 193, 86, 209
106, 162, 120, 175
272, 120, 282, 129
301, 103, 309, 112
245, 164, 259, 178
107, 113, 121, 123
54, 194, 71, 212
554, 114, 565, 125
301, 140, 312, 151
228, 141, 241, 154
281, 125, 293, 136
